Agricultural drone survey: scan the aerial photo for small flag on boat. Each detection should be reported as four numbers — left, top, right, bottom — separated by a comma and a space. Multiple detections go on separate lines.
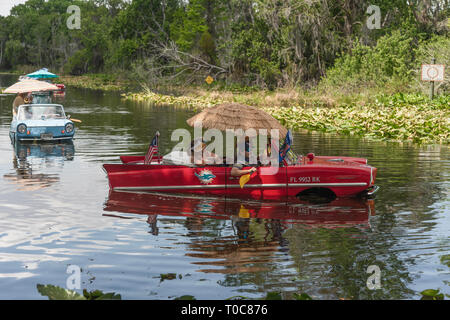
279, 129, 293, 164
145, 131, 160, 164
239, 173, 251, 189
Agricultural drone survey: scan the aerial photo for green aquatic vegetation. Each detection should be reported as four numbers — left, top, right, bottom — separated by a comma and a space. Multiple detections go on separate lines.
60, 75, 132, 92
37, 284, 121, 300
441, 255, 450, 268
374, 93, 450, 111
124, 88, 448, 144
420, 289, 445, 300
82, 289, 122, 300
173, 292, 313, 300
264, 291, 282, 300
122, 90, 225, 109
39, 284, 445, 300
174, 295, 197, 300
264, 94, 450, 145
36, 284, 86, 300
159, 273, 181, 282
293, 293, 313, 300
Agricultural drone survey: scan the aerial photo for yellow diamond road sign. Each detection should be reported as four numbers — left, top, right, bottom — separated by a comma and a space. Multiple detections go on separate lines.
205, 76, 214, 85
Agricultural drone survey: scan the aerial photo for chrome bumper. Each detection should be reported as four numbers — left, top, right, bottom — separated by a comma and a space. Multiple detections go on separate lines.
363, 185, 380, 197
18, 136, 74, 141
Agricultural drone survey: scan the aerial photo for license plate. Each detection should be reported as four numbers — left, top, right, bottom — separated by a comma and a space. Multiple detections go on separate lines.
40, 133, 53, 140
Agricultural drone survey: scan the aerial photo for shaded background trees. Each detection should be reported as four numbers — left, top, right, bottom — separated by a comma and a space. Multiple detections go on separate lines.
0, 0, 448, 89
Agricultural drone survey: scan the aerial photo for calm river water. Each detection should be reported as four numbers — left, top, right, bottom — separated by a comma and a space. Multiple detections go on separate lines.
0, 74, 448, 300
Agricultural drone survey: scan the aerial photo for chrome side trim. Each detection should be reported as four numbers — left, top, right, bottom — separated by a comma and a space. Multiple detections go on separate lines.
114, 182, 368, 191
114, 185, 227, 191
229, 183, 285, 188
288, 182, 367, 187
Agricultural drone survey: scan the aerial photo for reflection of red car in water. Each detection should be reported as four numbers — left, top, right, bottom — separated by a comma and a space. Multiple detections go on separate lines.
103, 153, 379, 201
53, 84, 66, 98
103, 191, 375, 228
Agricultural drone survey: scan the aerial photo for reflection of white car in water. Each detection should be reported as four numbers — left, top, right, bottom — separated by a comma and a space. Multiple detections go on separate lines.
9, 104, 75, 142
14, 140, 75, 162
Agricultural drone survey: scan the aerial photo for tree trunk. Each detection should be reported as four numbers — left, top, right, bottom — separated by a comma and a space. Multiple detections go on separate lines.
0, 40, 3, 67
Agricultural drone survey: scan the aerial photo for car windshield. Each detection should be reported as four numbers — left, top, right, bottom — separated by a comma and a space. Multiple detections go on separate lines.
17, 105, 65, 120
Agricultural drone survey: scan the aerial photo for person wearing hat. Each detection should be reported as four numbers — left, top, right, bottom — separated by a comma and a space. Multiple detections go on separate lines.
12, 93, 26, 118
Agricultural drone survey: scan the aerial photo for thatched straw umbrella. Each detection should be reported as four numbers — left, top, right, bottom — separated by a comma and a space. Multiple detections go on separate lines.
186, 103, 287, 137
3, 79, 59, 93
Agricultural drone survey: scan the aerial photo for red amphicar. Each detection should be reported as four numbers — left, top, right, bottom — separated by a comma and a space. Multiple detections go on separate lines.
102, 133, 379, 201
104, 100, 380, 201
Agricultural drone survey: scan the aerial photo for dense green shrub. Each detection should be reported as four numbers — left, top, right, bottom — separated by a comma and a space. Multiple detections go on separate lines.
4, 39, 26, 68
105, 38, 140, 70
63, 49, 90, 75
324, 30, 419, 88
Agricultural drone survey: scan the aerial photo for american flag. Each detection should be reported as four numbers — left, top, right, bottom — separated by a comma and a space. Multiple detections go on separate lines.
144, 131, 160, 164
279, 130, 292, 164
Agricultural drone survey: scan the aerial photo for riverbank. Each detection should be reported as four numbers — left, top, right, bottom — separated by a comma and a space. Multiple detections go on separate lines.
2, 72, 449, 144
122, 85, 449, 145
266, 94, 449, 144
60, 74, 134, 91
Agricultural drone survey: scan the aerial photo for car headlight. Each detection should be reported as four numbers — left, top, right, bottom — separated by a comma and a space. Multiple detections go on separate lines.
17, 124, 27, 134
65, 123, 74, 133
